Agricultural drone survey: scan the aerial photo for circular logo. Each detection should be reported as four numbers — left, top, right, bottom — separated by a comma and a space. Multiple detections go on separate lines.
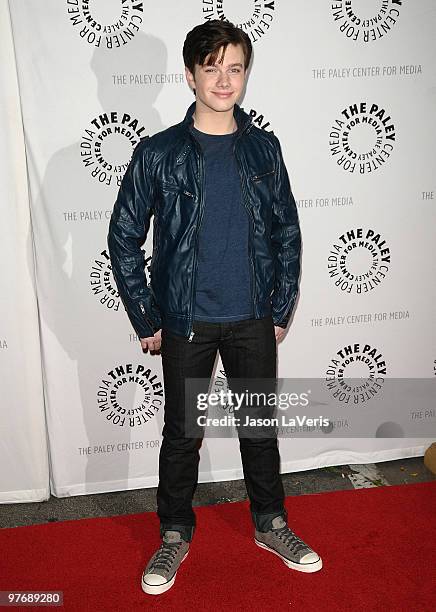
89, 248, 152, 311
81, 111, 147, 187
66, 0, 144, 48
329, 102, 396, 174
327, 228, 391, 294
331, 0, 402, 43
326, 343, 386, 404
202, 0, 275, 43
97, 363, 163, 428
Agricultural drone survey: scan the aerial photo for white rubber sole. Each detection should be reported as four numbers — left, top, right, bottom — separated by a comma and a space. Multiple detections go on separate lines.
254, 539, 323, 573
141, 550, 189, 595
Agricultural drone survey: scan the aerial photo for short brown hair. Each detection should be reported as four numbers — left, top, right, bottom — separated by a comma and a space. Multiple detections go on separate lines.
183, 20, 252, 74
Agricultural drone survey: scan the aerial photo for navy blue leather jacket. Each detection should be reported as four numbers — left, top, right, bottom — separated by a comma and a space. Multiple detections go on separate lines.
107, 102, 301, 340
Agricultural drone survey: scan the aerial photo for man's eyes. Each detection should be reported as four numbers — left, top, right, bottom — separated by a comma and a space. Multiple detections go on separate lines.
204, 68, 241, 73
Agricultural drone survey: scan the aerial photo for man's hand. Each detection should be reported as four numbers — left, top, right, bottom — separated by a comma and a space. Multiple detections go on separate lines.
140, 329, 162, 353
274, 325, 286, 343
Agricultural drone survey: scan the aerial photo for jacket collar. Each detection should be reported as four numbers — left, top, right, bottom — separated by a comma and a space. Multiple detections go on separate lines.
176, 101, 252, 165
181, 101, 253, 135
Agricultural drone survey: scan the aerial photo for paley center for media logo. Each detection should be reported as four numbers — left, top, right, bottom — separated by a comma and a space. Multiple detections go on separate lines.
66, 0, 144, 47
331, 0, 402, 43
327, 228, 391, 294
202, 0, 276, 42
96, 363, 163, 428
326, 342, 387, 404
81, 111, 147, 187
329, 102, 396, 174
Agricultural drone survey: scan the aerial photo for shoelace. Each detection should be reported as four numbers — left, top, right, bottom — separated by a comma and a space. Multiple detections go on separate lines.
149, 541, 182, 573
273, 526, 310, 555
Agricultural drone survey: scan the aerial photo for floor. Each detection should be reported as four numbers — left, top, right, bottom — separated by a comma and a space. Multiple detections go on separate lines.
0, 457, 434, 529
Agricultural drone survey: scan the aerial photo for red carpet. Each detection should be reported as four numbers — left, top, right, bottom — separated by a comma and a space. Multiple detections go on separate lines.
1, 481, 435, 611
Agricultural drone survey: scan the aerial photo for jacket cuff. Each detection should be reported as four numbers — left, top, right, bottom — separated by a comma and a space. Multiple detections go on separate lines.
272, 295, 297, 329
126, 300, 162, 339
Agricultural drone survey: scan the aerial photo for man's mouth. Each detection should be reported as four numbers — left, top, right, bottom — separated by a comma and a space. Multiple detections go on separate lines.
212, 91, 234, 98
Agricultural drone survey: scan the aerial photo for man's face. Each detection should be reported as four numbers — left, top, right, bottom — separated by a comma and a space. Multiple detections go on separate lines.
185, 43, 247, 114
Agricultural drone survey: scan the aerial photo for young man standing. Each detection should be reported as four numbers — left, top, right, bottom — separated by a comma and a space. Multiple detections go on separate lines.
108, 20, 322, 596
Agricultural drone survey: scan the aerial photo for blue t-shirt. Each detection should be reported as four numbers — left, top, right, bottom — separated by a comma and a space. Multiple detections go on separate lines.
191, 125, 253, 322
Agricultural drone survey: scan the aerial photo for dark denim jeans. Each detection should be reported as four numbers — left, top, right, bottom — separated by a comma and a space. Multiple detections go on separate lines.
157, 315, 286, 542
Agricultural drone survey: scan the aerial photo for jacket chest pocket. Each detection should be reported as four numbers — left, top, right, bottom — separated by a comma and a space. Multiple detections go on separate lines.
158, 180, 196, 200
154, 180, 198, 242
251, 169, 275, 183
155, 180, 196, 217
249, 169, 275, 213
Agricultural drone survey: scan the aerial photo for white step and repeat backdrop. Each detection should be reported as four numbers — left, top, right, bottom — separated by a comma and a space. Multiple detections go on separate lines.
0, 2, 49, 503
3, 0, 435, 500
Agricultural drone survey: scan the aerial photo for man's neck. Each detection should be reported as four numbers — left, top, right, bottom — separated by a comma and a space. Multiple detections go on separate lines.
192, 104, 237, 135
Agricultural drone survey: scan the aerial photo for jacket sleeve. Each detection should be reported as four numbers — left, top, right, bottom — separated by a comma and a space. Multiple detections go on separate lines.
270, 135, 302, 328
107, 139, 162, 339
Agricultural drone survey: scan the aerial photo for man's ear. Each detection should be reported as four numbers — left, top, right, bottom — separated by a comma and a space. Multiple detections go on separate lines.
185, 66, 195, 93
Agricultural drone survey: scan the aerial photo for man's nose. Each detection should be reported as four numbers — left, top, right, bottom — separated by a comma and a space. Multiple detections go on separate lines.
216, 71, 230, 87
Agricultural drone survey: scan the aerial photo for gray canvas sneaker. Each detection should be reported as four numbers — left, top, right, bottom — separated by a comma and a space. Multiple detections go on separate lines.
255, 516, 322, 573
141, 530, 190, 595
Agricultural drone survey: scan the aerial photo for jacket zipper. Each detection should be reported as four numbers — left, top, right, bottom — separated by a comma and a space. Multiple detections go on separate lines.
139, 302, 155, 334
187, 141, 205, 342
252, 169, 275, 182
161, 181, 194, 198
234, 143, 256, 318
